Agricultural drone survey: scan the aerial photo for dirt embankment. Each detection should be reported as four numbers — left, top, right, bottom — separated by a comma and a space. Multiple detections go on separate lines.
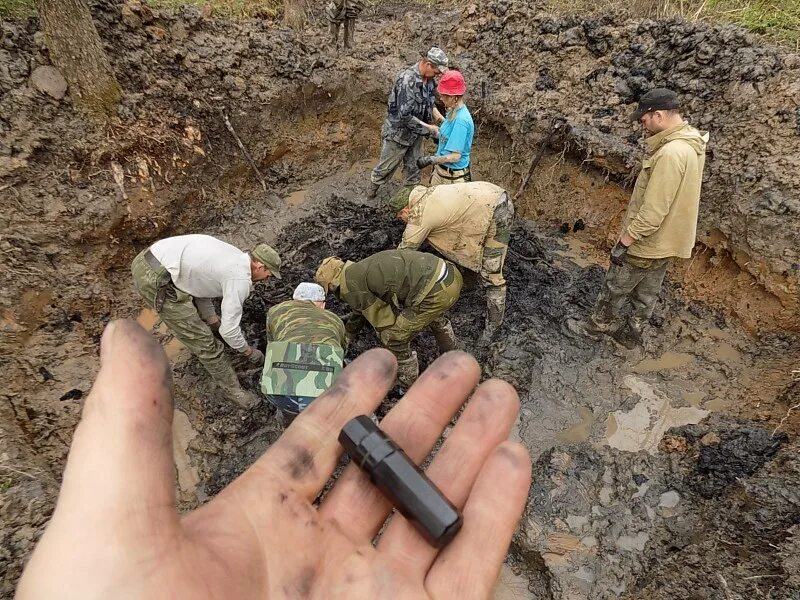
1, 1, 799, 598
447, 0, 800, 331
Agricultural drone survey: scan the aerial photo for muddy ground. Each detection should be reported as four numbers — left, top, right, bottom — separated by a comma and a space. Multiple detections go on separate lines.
2, 0, 800, 598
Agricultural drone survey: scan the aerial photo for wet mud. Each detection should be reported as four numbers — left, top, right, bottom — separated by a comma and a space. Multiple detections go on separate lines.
2, 0, 800, 597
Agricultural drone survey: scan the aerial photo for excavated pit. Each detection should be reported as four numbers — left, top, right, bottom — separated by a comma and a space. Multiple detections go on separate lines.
2, 2, 800, 598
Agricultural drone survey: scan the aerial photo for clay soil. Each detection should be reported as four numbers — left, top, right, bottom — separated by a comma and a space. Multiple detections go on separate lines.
1, 1, 799, 598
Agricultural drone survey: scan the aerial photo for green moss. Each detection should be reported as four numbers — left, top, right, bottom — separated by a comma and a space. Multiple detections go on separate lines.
143, 0, 282, 18
0, 0, 35, 18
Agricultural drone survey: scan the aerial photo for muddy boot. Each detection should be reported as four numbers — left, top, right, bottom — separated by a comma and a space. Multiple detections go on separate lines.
220, 383, 260, 409
344, 17, 355, 48
564, 317, 605, 342
395, 351, 419, 389
214, 368, 260, 409
478, 285, 506, 347
367, 181, 380, 199
329, 22, 340, 47
430, 317, 457, 353
611, 319, 643, 350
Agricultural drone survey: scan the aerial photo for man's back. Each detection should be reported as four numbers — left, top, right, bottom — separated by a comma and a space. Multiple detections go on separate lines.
150, 234, 250, 299
401, 182, 505, 271
343, 250, 442, 308
267, 300, 346, 347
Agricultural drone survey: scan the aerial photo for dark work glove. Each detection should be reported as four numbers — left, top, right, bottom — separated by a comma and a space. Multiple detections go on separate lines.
610, 241, 629, 266
416, 155, 436, 169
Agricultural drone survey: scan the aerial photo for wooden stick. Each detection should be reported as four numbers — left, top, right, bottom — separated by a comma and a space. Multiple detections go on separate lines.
220, 110, 269, 197
513, 116, 568, 202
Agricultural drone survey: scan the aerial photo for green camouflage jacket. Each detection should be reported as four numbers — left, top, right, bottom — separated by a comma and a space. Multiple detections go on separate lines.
266, 299, 346, 346
337, 249, 443, 331
261, 300, 346, 399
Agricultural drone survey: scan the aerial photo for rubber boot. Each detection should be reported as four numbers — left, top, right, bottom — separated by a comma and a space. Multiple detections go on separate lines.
478, 285, 506, 347
395, 351, 419, 389
214, 368, 260, 409
611, 318, 644, 350
344, 17, 355, 48
367, 181, 380, 199
430, 317, 457, 353
564, 317, 605, 342
329, 22, 339, 47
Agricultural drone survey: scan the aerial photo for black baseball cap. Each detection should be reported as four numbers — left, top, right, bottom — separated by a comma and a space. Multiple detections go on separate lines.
630, 88, 680, 121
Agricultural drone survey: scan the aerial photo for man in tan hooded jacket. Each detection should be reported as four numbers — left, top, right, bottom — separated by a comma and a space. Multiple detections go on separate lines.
388, 180, 514, 344
567, 88, 709, 348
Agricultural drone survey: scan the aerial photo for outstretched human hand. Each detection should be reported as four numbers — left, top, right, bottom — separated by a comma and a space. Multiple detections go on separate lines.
17, 319, 531, 599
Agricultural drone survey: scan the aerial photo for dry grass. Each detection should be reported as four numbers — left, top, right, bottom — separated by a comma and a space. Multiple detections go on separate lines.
1, 0, 797, 45
545, 0, 800, 44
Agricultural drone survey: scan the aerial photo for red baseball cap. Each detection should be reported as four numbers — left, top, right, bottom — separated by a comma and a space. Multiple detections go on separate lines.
437, 70, 466, 96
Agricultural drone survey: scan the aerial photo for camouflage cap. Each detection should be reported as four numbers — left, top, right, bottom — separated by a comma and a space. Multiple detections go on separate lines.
293, 282, 326, 302
425, 47, 449, 72
387, 185, 416, 212
315, 257, 345, 292
252, 243, 282, 279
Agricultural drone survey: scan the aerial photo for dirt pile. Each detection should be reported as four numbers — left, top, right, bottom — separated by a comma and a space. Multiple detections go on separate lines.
448, 0, 800, 327
515, 414, 798, 599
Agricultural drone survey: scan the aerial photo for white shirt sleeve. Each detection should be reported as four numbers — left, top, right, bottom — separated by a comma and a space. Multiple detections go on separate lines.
218, 279, 251, 351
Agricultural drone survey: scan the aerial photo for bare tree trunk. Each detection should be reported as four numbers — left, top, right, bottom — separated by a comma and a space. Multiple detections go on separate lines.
36, 0, 122, 120
284, 0, 306, 31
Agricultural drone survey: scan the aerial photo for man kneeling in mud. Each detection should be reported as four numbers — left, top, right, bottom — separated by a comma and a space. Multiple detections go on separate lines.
261, 282, 347, 425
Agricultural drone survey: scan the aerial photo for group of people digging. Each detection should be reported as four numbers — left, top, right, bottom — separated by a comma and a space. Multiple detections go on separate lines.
16, 44, 710, 600
129, 47, 707, 424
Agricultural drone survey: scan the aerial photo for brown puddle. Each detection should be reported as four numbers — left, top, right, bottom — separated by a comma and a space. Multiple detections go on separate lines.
554, 235, 598, 269
632, 351, 694, 374
137, 309, 188, 361
286, 189, 307, 206
558, 407, 595, 443
172, 409, 204, 503
493, 564, 535, 600
136, 307, 159, 330
682, 391, 706, 406
710, 342, 742, 363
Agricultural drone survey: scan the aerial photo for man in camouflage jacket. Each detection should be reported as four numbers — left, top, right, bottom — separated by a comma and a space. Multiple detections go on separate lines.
261, 282, 346, 423
368, 47, 449, 199
315, 249, 461, 388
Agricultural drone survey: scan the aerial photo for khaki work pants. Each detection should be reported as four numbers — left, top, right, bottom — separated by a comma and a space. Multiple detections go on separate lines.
430, 164, 471, 185
379, 263, 463, 360
131, 250, 238, 386
479, 193, 514, 288
590, 255, 671, 332
370, 136, 424, 186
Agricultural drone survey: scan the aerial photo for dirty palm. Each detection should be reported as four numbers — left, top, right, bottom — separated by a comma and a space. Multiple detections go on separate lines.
16, 321, 530, 599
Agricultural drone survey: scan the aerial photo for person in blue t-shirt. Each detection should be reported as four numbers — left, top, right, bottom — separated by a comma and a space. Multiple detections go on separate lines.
416, 70, 475, 185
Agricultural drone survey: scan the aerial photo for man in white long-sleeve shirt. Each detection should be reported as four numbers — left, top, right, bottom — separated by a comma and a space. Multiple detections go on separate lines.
131, 234, 282, 408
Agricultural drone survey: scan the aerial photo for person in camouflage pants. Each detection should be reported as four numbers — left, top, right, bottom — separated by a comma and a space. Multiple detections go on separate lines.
315, 249, 462, 388
325, 0, 365, 48
261, 282, 346, 424
131, 235, 282, 409
389, 182, 514, 345
368, 48, 449, 199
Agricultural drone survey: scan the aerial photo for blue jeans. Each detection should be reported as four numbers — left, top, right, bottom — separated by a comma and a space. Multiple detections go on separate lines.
265, 393, 316, 415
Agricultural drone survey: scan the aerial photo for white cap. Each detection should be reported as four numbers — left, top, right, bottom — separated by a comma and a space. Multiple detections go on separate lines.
293, 282, 326, 302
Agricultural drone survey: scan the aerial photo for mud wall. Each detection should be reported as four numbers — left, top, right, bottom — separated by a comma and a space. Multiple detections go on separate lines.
446, 0, 800, 325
